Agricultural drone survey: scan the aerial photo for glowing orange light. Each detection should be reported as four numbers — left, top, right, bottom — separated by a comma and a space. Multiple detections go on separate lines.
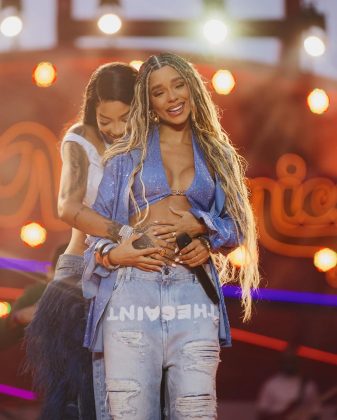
313, 248, 337, 272
33, 62, 57, 88
307, 88, 329, 114
129, 60, 143, 71
0, 302, 11, 318
20, 222, 47, 247
228, 246, 249, 268
212, 70, 235, 95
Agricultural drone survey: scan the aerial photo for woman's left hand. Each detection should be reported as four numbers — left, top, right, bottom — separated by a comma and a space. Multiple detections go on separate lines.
176, 238, 210, 267
153, 207, 207, 240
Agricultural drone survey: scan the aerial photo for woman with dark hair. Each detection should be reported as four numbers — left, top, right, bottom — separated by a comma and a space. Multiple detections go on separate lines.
25, 62, 169, 420
82, 53, 260, 419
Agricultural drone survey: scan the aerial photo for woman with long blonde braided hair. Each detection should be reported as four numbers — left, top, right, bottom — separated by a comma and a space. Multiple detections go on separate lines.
105, 53, 259, 319
83, 52, 259, 419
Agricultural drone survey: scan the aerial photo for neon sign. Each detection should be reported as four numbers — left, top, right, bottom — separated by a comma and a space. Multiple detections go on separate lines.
1, 123, 336, 258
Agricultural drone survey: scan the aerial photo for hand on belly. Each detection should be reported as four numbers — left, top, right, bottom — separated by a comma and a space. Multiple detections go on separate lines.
130, 196, 206, 244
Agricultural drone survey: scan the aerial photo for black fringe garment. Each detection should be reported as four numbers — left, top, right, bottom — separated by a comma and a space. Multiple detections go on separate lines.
24, 276, 96, 420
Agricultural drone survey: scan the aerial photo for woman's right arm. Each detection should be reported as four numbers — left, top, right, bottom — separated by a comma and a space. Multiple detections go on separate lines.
82, 155, 171, 298
58, 143, 173, 277
57, 141, 123, 241
58, 141, 172, 255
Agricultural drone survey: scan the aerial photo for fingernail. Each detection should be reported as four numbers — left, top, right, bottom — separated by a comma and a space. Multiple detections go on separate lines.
153, 231, 157, 235
175, 258, 180, 263
175, 247, 179, 254
171, 263, 177, 267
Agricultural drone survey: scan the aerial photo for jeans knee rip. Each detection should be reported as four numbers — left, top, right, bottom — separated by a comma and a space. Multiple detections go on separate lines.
113, 330, 146, 348
176, 394, 217, 419
105, 378, 140, 418
182, 340, 220, 375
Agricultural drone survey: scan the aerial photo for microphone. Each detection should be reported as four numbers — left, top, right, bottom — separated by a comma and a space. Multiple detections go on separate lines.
176, 233, 219, 305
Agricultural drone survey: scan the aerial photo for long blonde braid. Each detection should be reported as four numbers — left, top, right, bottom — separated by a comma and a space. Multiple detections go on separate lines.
104, 53, 259, 321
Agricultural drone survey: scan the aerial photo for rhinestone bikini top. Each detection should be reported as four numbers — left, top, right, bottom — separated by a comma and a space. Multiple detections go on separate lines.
129, 128, 215, 214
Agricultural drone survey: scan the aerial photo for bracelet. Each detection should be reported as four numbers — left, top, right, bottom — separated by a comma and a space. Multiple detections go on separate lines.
101, 243, 117, 258
94, 239, 113, 256
118, 225, 134, 241
101, 243, 120, 270
199, 236, 211, 252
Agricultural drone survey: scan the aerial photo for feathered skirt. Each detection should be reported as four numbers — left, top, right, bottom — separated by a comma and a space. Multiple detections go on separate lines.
24, 254, 96, 420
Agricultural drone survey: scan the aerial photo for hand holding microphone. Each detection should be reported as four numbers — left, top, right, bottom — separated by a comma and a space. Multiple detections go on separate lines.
176, 233, 219, 305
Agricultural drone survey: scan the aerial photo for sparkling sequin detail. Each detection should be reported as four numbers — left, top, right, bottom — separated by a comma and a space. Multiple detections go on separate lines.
171, 189, 186, 196
130, 128, 215, 214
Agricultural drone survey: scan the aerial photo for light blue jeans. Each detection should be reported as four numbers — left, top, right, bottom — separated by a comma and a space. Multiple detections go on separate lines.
102, 264, 220, 419
93, 352, 111, 419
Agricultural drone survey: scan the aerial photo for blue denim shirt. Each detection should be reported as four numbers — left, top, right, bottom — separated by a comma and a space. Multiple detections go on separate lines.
82, 130, 241, 352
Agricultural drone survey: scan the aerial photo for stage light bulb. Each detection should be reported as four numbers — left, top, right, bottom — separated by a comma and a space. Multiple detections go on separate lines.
304, 35, 326, 57
228, 246, 248, 268
97, 13, 122, 35
307, 88, 329, 114
33, 62, 57, 88
20, 222, 47, 248
212, 69, 235, 95
0, 15, 22, 37
129, 60, 143, 71
203, 19, 228, 44
0, 302, 11, 318
314, 248, 337, 272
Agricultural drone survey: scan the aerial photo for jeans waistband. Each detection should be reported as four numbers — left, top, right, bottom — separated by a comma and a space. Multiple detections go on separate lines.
130, 264, 198, 281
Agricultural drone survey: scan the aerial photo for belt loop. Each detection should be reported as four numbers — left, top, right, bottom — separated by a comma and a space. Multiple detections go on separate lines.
125, 266, 132, 282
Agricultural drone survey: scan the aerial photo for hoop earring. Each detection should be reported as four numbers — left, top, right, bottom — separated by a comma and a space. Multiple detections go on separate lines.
149, 110, 159, 124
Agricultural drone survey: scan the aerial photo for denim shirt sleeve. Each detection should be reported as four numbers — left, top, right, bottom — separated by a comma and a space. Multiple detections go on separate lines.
189, 173, 242, 252
190, 207, 241, 252
82, 157, 120, 299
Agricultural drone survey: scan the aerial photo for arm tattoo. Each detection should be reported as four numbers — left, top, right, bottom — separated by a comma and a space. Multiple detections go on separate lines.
105, 222, 155, 247
105, 221, 123, 241
104, 220, 156, 248
63, 142, 88, 197
132, 234, 154, 249
134, 223, 152, 234
73, 205, 88, 228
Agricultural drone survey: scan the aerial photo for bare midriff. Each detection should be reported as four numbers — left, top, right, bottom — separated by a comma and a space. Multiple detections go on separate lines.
129, 195, 191, 227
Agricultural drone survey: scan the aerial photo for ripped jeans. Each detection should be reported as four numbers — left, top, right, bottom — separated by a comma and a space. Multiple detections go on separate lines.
102, 264, 220, 419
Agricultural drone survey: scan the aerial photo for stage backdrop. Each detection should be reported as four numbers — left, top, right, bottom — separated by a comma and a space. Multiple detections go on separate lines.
0, 49, 336, 394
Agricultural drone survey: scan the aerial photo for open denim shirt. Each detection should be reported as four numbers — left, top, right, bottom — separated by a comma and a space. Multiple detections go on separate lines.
82, 129, 242, 352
